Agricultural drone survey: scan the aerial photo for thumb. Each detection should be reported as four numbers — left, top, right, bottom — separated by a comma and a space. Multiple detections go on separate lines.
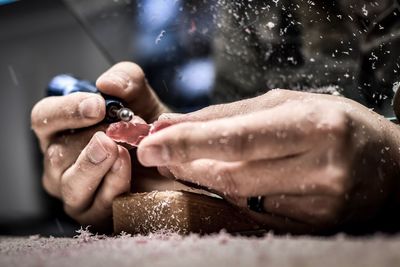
96, 61, 169, 123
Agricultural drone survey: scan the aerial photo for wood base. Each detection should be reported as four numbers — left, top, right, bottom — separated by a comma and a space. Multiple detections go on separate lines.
113, 190, 263, 235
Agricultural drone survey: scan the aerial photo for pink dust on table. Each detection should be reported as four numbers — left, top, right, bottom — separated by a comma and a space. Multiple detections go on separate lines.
106, 117, 174, 147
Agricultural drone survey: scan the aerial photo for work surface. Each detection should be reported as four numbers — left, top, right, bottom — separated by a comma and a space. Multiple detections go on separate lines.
1, 230, 400, 267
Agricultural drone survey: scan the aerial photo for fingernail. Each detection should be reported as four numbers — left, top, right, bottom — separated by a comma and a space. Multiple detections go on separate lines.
87, 134, 108, 164
79, 97, 101, 118
98, 71, 129, 90
140, 145, 170, 166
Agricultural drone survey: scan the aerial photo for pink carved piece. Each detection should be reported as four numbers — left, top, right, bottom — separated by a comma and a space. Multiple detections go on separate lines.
106, 116, 151, 147
106, 117, 174, 147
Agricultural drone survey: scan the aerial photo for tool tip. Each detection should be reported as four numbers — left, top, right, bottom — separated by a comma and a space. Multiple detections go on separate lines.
118, 108, 134, 122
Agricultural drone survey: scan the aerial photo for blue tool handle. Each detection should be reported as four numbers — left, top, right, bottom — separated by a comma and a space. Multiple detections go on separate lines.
47, 74, 124, 123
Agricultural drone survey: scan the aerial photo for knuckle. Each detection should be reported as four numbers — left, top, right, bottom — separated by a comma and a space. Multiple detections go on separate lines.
323, 164, 350, 196
315, 107, 350, 138
224, 129, 246, 160
129, 62, 146, 81
262, 88, 299, 105
215, 128, 246, 161
45, 143, 65, 168
63, 96, 83, 119
116, 61, 146, 85
326, 111, 350, 137
173, 125, 192, 161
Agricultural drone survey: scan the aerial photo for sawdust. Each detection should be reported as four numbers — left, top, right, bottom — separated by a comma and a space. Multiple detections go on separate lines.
1, 231, 400, 267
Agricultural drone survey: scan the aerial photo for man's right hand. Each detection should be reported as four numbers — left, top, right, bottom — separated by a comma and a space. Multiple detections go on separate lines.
31, 62, 168, 230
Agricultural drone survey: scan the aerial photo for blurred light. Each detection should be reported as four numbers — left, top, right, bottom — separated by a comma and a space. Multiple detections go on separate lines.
174, 59, 215, 98
140, 0, 179, 30
0, 0, 18, 5
135, 32, 175, 59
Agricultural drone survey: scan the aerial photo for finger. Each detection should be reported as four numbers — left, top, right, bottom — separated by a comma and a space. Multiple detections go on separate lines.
154, 90, 347, 133
166, 153, 345, 198
152, 97, 269, 133
31, 93, 105, 151
61, 132, 118, 214
138, 101, 345, 166
262, 195, 343, 227
71, 146, 132, 228
96, 62, 169, 122
155, 89, 303, 125
42, 126, 107, 198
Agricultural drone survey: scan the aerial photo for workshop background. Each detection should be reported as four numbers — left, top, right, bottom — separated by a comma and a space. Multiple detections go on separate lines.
1, 1, 400, 266
0, 0, 399, 236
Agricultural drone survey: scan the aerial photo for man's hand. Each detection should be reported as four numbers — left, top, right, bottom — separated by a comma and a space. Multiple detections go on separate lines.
96, 62, 169, 123
137, 90, 400, 233
31, 62, 168, 230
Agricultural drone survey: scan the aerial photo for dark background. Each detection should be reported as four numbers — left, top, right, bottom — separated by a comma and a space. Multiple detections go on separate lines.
0, 0, 112, 235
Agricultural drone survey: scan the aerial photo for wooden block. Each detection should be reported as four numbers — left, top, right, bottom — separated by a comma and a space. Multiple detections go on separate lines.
113, 190, 263, 235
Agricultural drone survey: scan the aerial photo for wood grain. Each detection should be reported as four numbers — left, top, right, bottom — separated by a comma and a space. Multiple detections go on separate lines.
113, 190, 263, 235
